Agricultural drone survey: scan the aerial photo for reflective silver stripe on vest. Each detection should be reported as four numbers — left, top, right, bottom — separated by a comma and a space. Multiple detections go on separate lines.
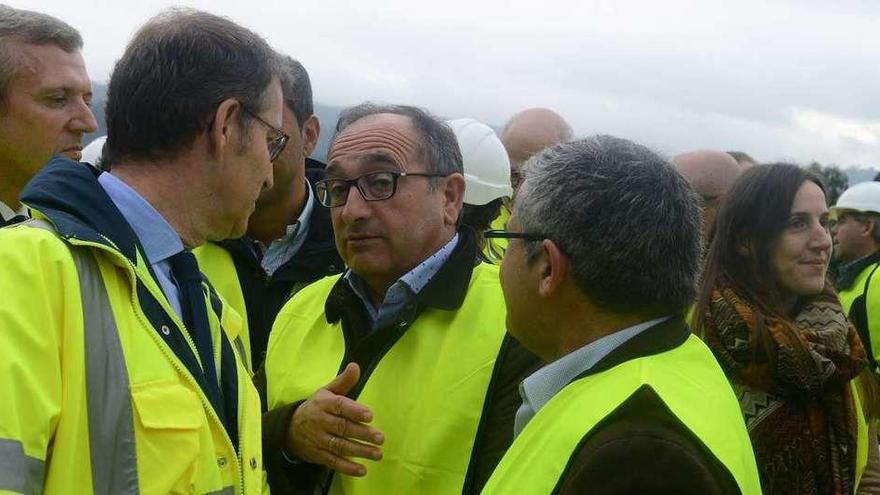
71, 248, 140, 494
206, 486, 235, 495
0, 438, 45, 494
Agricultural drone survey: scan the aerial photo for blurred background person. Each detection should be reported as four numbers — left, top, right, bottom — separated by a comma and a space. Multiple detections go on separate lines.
446, 118, 512, 263
501, 107, 572, 193
672, 149, 742, 243
727, 151, 759, 169
692, 163, 870, 494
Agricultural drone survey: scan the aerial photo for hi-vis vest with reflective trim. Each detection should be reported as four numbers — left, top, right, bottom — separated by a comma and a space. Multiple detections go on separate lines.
266, 263, 507, 495
481, 334, 762, 495
0, 219, 265, 495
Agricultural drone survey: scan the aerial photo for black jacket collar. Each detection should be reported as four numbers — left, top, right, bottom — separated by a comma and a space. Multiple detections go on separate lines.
20, 157, 142, 263
325, 228, 480, 323
576, 317, 691, 380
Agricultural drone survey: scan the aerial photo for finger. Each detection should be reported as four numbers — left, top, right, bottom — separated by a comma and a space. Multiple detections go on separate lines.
324, 362, 361, 396
324, 435, 383, 461
324, 452, 368, 477
324, 414, 385, 445
314, 388, 374, 423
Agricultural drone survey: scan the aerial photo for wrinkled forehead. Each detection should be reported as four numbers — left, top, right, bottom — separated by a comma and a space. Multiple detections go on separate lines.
328, 115, 424, 176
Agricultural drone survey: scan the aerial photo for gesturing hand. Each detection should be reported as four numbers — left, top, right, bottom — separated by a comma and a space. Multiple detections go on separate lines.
285, 363, 385, 476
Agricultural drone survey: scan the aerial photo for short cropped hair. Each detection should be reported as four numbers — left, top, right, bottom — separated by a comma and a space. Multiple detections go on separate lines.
104, 8, 279, 164
515, 135, 702, 315
0, 5, 82, 102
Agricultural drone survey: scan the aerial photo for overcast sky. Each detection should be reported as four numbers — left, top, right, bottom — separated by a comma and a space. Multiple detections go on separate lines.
18, 0, 880, 167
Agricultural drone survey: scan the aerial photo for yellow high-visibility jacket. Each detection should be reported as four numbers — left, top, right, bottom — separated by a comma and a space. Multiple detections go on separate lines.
0, 159, 265, 494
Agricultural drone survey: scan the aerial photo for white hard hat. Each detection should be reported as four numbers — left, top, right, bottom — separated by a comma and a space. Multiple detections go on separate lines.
81, 135, 107, 167
446, 118, 513, 206
832, 182, 880, 218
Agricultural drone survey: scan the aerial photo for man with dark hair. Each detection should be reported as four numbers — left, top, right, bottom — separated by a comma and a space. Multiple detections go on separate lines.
0, 9, 282, 493
481, 136, 760, 494
196, 56, 343, 370
0, 5, 96, 225
259, 103, 539, 494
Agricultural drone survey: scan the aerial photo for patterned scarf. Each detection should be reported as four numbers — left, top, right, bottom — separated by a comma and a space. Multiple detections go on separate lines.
701, 276, 866, 495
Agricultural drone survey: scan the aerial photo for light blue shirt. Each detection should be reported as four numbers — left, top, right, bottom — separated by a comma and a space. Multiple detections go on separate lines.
260, 180, 315, 276
98, 172, 185, 319
513, 316, 672, 437
345, 234, 460, 330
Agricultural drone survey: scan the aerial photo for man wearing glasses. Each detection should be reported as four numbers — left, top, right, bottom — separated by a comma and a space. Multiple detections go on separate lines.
260, 103, 539, 494
195, 56, 343, 371
480, 136, 759, 494
0, 9, 282, 493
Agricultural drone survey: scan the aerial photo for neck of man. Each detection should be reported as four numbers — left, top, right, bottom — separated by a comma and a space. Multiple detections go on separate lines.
361, 229, 457, 308
110, 161, 206, 249
247, 171, 308, 246
541, 295, 661, 363
844, 242, 880, 265
0, 170, 23, 212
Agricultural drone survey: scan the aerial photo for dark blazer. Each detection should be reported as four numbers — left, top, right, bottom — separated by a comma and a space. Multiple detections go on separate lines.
554, 318, 741, 495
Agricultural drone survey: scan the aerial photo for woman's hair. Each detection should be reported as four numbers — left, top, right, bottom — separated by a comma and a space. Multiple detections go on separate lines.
693, 163, 827, 329
462, 199, 503, 263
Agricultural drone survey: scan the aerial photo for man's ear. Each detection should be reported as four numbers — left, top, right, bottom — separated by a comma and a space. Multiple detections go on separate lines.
302, 115, 320, 157
861, 217, 877, 239
442, 172, 465, 226
538, 239, 568, 298
209, 98, 241, 159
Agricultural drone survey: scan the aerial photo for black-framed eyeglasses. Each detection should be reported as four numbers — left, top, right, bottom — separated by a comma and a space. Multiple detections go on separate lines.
315, 171, 448, 208
241, 106, 290, 161
484, 229, 546, 242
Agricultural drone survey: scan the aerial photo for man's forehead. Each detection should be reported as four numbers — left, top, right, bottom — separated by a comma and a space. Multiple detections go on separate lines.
328, 114, 422, 171
11, 42, 90, 91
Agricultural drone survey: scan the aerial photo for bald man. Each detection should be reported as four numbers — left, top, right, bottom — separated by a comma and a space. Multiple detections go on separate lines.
672, 150, 741, 240
501, 108, 572, 190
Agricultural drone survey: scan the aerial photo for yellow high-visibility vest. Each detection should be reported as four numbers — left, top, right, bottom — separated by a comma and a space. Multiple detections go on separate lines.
481, 334, 762, 495
265, 263, 507, 495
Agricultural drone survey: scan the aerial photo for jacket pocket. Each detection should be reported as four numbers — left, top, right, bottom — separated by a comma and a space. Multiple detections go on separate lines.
131, 380, 205, 494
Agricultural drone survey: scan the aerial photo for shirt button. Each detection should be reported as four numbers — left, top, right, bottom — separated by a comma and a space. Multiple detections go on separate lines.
160, 325, 171, 336
250, 457, 258, 470
328, 264, 338, 273
398, 321, 408, 328
217, 456, 227, 468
